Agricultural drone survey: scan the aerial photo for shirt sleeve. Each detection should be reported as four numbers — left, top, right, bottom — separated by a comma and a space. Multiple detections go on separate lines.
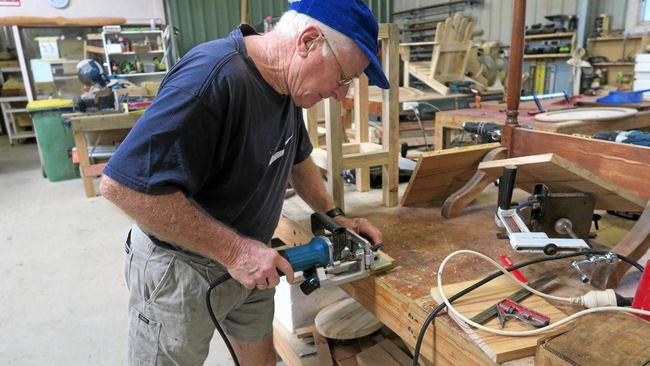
103, 85, 228, 195
293, 109, 313, 164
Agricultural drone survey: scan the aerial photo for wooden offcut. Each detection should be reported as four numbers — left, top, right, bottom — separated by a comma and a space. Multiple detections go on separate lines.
313, 329, 334, 366
401, 143, 501, 207
315, 298, 383, 340
356, 339, 411, 366
534, 312, 650, 366
478, 153, 646, 212
430, 276, 566, 363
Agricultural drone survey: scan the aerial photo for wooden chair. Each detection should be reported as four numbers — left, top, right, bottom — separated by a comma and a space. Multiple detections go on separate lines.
399, 14, 473, 95
305, 24, 400, 210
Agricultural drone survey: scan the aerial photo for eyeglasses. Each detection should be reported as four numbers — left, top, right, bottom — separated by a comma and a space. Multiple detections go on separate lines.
320, 34, 354, 87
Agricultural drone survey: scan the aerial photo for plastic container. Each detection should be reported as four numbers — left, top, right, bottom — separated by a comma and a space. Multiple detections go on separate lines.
596, 89, 650, 104
27, 101, 79, 182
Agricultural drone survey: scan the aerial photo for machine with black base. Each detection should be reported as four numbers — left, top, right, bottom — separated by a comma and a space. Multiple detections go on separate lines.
494, 165, 593, 255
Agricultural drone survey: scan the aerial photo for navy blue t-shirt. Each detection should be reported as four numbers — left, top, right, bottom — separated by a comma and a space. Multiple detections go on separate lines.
104, 25, 313, 246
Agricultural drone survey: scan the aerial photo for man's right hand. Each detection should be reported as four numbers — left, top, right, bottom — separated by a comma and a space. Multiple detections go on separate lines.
226, 237, 294, 290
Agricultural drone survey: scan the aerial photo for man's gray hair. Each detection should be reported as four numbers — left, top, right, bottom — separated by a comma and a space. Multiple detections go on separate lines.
274, 10, 355, 57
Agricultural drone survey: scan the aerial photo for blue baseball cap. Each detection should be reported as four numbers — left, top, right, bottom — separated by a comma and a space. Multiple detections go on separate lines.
288, 0, 390, 89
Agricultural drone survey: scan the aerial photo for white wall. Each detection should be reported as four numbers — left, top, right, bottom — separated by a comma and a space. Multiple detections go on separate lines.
0, 0, 165, 24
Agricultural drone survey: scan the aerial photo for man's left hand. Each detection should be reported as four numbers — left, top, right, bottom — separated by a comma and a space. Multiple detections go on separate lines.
334, 216, 383, 246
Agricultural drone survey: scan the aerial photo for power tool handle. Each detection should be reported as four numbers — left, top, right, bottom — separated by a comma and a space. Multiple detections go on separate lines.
311, 212, 346, 236
498, 165, 517, 210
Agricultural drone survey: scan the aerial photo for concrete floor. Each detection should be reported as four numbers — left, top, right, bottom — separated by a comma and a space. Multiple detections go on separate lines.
0, 137, 232, 365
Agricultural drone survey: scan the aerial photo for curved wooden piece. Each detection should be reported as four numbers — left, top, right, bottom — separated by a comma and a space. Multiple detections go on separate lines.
441, 147, 507, 219
606, 201, 650, 288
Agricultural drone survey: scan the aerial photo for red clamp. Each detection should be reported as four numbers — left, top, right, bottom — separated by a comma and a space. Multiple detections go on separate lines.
496, 299, 550, 328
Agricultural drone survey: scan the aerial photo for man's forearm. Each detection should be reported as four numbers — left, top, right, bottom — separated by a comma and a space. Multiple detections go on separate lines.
290, 157, 336, 212
100, 175, 244, 266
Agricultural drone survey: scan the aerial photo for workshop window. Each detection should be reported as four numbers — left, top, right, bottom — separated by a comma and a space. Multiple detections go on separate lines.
642, 0, 650, 23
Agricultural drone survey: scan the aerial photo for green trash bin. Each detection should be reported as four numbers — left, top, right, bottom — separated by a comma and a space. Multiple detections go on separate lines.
28, 100, 79, 182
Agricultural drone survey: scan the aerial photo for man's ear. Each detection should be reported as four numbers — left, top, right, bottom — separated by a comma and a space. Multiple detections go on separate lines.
296, 25, 321, 58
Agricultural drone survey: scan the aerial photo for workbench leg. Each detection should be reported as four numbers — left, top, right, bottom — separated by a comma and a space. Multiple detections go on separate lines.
605, 202, 650, 288
441, 147, 507, 219
73, 131, 96, 198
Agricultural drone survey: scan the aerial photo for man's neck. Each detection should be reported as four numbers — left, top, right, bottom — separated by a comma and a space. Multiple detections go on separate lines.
244, 34, 291, 95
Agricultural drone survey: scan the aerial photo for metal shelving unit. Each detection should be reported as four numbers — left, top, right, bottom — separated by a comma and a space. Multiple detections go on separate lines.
0, 67, 33, 145
101, 27, 170, 79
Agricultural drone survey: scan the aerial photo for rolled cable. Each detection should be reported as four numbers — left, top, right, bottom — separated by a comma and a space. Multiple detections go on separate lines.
437, 250, 650, 337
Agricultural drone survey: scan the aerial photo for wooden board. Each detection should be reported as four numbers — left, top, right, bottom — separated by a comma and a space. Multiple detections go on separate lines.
356, 339, 411, 366
313, 329, 334, 366
430, 276, 566, 363
273, 320, 320, 366
315, 298, 383, 340
401, 143, 501, 207
478, 153, 646, 211
535, 312, 650, 366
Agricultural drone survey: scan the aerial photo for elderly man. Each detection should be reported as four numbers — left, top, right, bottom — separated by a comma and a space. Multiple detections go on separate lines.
100, 0, 388, 365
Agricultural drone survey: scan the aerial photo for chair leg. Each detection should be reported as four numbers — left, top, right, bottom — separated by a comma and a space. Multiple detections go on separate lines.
605, 202, 650, 288
441, 147, 507, 219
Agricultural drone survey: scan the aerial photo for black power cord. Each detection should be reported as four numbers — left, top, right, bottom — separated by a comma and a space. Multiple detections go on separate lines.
411, 250, 645, 366
206, 273, 240, 366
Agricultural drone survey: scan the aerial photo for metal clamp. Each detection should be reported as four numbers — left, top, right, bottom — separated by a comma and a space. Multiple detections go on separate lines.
570, 252, 618, 283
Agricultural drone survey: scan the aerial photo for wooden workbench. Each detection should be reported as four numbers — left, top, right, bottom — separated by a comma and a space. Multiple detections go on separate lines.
65, 112, 140, 197
434, 108, 650, 150
279, 186, 608, 366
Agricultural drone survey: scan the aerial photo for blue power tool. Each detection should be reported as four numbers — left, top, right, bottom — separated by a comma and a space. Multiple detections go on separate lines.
206, 212, 384, 366
280, 212, 384, 295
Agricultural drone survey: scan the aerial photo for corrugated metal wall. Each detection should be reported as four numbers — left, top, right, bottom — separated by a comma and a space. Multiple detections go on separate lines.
166, 0, 392, 56
392, 1, 581, 45
393, 0, 634, 45
596, 0, 629, 31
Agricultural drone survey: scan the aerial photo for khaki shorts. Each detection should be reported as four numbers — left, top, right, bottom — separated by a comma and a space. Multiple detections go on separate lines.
125, 224, 275, 366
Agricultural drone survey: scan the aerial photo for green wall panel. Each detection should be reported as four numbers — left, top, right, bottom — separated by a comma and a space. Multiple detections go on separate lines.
247, 0, 288, 29
166, 0, 393, 56
166, 0, 241, 56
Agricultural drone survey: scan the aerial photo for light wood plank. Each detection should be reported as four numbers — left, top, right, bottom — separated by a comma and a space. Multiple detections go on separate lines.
313, 329, 334, 366
401, 143, 501, 206
430, 276, 566, 363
